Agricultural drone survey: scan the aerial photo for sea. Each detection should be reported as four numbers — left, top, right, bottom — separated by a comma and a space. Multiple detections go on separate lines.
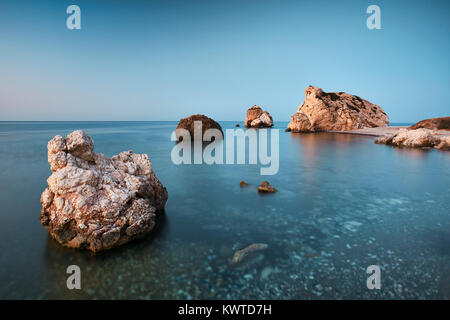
0, 121, 449, 299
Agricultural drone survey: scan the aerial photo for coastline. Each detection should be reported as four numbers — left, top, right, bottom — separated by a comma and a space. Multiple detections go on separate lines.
329, 126, 407, 137
329, 126, 450, 138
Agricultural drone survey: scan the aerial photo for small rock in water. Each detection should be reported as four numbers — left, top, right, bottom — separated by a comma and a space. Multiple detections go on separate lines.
257, 181, 277, 193
244, 105, 274, 128
240, 180, 250, 187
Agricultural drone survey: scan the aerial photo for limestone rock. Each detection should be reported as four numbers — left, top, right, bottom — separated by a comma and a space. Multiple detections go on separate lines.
409, 117, 450, 130
40, 130, 168, 252
176, 114, 223, 141
374, 128, 450, 151
287, 86, 389, 132
245, 106, 273, 128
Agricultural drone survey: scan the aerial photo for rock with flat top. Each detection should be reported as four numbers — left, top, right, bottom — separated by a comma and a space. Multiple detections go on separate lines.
40, 130, 168, 252
287, 86, 389, 132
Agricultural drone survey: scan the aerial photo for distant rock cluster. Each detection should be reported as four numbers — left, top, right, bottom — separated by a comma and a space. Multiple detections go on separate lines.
40, 130, 168, 252
287, 86, 389, 132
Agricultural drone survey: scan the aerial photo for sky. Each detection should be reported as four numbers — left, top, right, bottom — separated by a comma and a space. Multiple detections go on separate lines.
0, 0, 449, 122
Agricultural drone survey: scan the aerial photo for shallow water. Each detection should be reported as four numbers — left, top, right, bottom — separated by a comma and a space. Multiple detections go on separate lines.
0, 121, 449, 299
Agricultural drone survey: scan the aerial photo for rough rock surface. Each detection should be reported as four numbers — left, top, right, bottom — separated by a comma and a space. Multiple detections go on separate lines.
374, 128, 450, 151
230, 243, 268, 266
40, 130, 168, 252
409, 117, 450, 130
287, 86, 389, 132
244, 106, 274, 128
258, 181, 277, 193
176, 114, 223, 141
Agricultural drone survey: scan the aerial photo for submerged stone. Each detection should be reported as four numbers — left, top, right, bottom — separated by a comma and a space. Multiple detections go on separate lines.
230, 243, 268, 266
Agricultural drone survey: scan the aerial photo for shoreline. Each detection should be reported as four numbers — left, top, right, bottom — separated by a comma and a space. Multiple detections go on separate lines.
329, 126, 450, 138
329, 126, 407, 137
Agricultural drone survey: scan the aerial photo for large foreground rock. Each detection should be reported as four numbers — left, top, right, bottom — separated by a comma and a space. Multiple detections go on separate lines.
287, 86, 389, 132
375, 128, 450, 151
244, 105, 273, 128
410, 117, 450, 130
176, 114, 223, 141
40, 130, 168, 252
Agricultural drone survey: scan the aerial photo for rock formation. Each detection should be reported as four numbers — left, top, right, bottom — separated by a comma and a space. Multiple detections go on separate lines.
374, 128, 450, 151
40, 130, 168, 252
176, 114, 223, 141
257, 181, 277, 193
409, 117, 450, 130
287, 86, 389, 132
244, 106, 274, 128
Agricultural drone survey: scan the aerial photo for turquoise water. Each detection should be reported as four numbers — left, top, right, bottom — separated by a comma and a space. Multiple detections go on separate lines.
0, 121, 449, 299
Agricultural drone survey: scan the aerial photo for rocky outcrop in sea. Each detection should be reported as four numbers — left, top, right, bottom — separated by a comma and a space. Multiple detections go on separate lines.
40, 130, 168, 252
287, 86, 389, 132
176, 114, 223, 141
244, 106, 274, 128
375, 128, 450, 151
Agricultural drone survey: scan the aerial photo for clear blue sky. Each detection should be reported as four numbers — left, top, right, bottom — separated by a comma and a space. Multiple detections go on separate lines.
0, 0, 449, 122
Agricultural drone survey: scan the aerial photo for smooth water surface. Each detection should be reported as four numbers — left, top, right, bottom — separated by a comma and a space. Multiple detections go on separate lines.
0, 121, 449, 299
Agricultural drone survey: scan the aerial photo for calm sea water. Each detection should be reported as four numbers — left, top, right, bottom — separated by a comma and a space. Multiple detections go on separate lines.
0, 121, 449, 299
